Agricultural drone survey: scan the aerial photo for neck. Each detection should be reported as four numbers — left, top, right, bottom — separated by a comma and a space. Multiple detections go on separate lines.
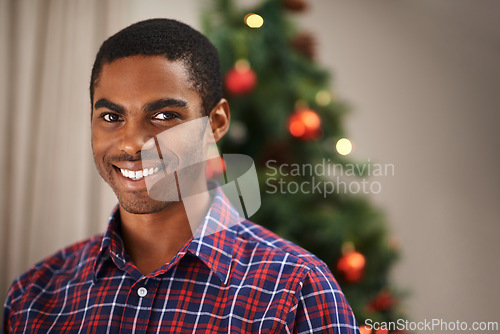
119, 190, 211, 276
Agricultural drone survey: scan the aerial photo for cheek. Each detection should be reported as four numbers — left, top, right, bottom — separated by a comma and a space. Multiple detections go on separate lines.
173, 132, 202, 153
91, 127, 113, 159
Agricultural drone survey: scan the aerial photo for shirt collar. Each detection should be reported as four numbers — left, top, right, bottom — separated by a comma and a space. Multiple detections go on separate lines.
94, 185, 240, 284
186, 186, 240, 284
93, 206, 128, 281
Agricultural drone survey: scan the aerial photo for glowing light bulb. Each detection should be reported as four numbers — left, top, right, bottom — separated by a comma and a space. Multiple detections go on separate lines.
315, 90, 332, 106
336, 138, 352, 155
244, 13, 264, 28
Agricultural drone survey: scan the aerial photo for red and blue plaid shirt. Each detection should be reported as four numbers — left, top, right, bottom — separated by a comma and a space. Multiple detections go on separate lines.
3, 187, 359, 333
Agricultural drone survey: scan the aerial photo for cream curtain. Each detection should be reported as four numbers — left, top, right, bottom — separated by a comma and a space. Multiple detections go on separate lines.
0, 0, 132, 309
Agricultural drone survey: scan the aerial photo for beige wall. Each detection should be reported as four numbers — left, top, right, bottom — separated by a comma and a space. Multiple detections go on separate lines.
298, 0, 500, 324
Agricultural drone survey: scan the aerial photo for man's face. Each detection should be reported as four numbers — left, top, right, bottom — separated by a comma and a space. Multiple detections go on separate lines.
91, 55, 205, 214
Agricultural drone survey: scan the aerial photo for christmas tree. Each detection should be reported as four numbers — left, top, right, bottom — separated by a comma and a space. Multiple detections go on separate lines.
202, 0, 407, 330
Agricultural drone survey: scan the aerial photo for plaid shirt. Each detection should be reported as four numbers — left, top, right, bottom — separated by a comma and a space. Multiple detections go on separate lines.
3, 187, 359, 333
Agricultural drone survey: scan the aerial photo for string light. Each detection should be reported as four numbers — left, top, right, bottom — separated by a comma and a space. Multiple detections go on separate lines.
336, 138, 352, 155
315, 90, 332, 106
244, 13, 264, 28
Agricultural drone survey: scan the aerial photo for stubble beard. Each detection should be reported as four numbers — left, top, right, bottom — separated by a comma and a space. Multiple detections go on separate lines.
116, 189, 172, 215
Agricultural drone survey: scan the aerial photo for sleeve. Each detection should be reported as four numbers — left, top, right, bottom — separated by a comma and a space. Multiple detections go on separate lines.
3, 297, 11, 334
3, 285, 15, 334
2, 277, 25, 334
286, 264, 360, 334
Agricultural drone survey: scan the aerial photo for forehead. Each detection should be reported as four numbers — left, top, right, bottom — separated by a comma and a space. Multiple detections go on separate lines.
94, 55, 200, 106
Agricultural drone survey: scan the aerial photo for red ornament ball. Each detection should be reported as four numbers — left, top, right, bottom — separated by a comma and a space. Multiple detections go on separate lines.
283, 0, 309, 12
367, 290, 396, 313
291, 32, 316, 59
337, 250, 366, 283
288, 109, 321, 140
225, 60, 257, 95
359, 325, 373, 334
374, 329, 389, 334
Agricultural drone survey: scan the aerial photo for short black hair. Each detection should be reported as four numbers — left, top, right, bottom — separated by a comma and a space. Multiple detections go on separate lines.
90, 18, 222, 115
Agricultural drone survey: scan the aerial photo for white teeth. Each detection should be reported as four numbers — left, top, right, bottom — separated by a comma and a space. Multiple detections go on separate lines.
120, 167, 161, 180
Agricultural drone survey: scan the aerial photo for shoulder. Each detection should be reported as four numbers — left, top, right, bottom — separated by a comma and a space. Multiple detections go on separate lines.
233, 221, 359, 333
3, 235, 103, 331
236, 220, 327, 271
26, 235, 102, 278
5, 235, 102, 306
233, 219, 335, 290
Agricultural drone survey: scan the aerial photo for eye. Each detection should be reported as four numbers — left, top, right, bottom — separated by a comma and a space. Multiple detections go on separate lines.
152, 112, 179, 121
100, 112, 121, 123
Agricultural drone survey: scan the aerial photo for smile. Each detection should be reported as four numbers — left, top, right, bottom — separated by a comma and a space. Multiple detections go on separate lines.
120, 167, 161, 181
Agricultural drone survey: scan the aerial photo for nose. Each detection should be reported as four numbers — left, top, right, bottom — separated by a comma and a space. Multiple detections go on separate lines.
118, 121, 153, 156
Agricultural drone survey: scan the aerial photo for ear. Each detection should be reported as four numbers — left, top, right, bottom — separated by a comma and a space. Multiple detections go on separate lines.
209, 98, 230, 142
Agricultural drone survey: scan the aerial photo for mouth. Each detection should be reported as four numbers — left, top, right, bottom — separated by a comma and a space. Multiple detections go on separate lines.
117, 166, 162, 181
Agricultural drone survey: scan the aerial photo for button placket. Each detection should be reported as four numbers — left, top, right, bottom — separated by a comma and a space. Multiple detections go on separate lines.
121, 278, 160, 333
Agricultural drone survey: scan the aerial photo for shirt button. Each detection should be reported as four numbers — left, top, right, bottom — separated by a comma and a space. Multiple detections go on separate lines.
137, 287, 148, 298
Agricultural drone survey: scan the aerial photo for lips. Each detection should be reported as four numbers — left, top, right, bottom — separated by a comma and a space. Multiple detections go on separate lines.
112, 160, 165, 183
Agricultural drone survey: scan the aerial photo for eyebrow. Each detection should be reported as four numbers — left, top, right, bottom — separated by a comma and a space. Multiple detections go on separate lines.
144, 98, 188, 112
94, 99, 125, 115
93, 98, 188, 114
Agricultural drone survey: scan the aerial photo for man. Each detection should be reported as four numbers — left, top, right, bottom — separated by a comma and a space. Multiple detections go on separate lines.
3, 19, 359, 333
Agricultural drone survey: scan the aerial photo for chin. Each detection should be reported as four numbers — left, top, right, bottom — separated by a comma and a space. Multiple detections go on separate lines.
117, 193, 173, 215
